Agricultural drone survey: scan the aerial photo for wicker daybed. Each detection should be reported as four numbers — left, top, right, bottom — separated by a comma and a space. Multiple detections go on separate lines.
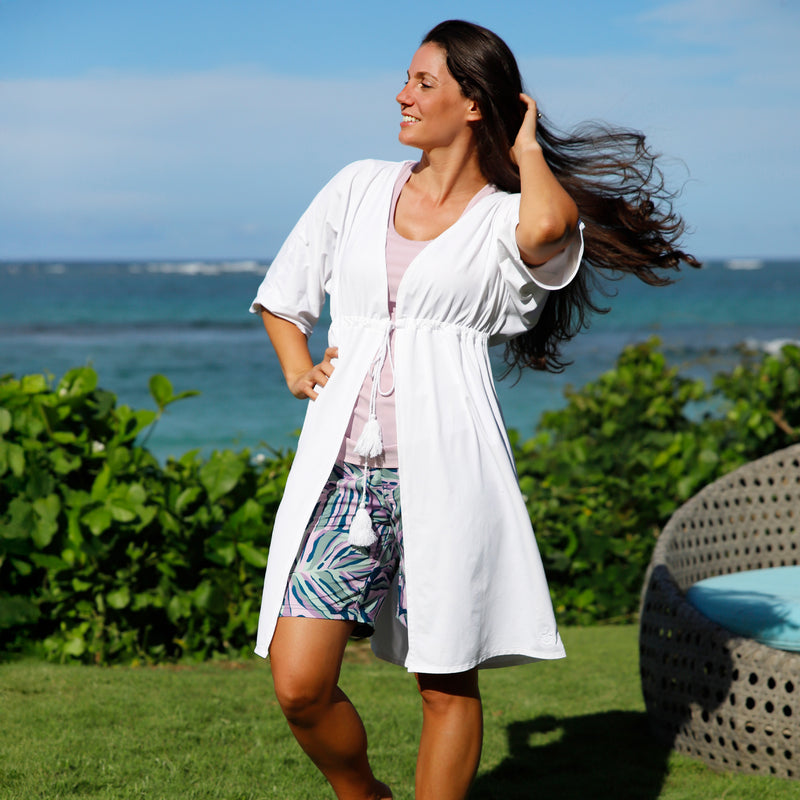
639, 443, 800, 779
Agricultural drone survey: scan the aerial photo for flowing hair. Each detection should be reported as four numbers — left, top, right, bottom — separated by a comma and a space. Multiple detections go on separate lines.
423, 20, 701, 373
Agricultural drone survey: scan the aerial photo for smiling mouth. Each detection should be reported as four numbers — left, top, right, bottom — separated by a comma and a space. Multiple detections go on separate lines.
401, 115, 419, 123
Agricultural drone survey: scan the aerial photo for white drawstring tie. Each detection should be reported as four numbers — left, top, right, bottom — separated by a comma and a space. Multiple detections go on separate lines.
348, 324, 395, 547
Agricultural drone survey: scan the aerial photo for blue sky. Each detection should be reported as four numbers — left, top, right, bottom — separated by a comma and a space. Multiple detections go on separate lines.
1, 0, 798, 260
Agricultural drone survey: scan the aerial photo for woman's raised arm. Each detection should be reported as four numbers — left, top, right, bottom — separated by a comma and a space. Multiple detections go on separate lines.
511, 93, 579, 266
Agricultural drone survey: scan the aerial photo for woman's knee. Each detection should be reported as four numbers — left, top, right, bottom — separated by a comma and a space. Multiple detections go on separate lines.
269, 618, 352, 725
270, 647, 334, 723
272, 666, 334, 725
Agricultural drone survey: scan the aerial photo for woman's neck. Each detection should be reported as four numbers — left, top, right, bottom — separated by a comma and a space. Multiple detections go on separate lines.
410, 146, 486, 206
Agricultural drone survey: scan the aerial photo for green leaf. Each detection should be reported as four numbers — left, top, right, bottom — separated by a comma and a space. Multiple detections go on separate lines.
21, 374, 49, 394
10, 558, 33, 576
82, 507, 113, 536
112, 406, 158, 443
175, 487, 202, 515
126, 483, 147, 505
31, 494, 61, 548
91, 464, 112, 501
574, 588, 596, 608
57, 366, 98, 397
200, 451, 246, 502
0, 407, 11, 434
107, 446, 131, 472
193, 580, 226, 615
132, 592, 157, 611
171, 389, 200, 402
62, 635, 86, 657
108, 501, 137, 523
30, 553, 70, 571
209, 541, 236, 566
236, 541, 268, 569
2, 498, 34, 539
139, 505, 158, 527
167, 594, 192, 623
106, 587, 131, 610
7, 443, 25, 478
148, 374, 198, 409
176, 448, 202, 467
699, 448, 719, 465
50, 448, 82, 475
92, 389, 116, 419
148, 374, 173, 408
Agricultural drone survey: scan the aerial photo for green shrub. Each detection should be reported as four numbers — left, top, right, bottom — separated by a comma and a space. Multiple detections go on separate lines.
712, 342, 800, 457
513, 339, 800, 624
0, 367, 291, 663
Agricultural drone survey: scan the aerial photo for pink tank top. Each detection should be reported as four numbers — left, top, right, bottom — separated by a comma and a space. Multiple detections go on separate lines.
340, 163, 495, 466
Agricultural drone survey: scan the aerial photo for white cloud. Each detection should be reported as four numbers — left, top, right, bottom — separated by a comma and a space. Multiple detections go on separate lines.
517, 0, 800, 259
0, 69, 407, 256
0, 0, 797, 259
639, 0, 798, 42
641, 0, 800, 95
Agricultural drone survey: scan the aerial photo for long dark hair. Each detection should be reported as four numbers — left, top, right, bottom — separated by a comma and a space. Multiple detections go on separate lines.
423, 20, 701, 373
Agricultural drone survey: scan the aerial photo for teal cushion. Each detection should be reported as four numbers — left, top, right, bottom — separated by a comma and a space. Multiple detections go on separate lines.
687, 566, 800, 652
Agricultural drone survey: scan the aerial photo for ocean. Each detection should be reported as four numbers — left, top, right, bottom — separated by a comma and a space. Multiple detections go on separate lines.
2, 258, 798, 463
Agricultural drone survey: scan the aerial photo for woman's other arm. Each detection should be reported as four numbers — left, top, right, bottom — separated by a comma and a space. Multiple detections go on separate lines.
261, 310, 337, 400
512, 93, 579, 266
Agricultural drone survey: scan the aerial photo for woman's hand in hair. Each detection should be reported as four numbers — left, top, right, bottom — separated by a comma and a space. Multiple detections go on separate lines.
510, 93, 542, 164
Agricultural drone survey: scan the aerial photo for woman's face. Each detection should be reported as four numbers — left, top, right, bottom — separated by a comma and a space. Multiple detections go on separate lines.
396, 42, 481, 151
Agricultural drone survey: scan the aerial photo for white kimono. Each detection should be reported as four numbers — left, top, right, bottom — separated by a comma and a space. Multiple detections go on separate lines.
250, 159, 584, 673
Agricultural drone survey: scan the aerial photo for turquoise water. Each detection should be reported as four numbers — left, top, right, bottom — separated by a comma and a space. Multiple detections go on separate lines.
2, 258, 798, 462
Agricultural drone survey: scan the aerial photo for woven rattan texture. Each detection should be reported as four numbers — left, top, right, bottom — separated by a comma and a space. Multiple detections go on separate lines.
639, 443, 800, 779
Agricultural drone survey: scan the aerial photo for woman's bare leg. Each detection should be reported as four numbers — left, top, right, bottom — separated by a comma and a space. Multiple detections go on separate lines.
415, 669, 482, 800
269, 617, 392, 800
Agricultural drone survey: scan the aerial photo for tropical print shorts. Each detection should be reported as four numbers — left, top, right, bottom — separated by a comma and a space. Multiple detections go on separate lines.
280, 461, 406, 637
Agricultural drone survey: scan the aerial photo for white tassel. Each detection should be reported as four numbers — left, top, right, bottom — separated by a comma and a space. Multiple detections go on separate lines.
348, 505, 377, 547
354, 416, 383, 459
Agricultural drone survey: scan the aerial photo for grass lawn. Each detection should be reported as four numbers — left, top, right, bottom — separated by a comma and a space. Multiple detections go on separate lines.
1, 625, 795, 799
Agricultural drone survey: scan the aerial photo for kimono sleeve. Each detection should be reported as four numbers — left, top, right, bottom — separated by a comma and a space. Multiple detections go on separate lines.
249, 163, 357, 336
491, 194, 585, 340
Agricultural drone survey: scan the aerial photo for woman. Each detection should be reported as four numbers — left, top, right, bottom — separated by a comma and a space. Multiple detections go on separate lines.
250, 20, 697, 800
